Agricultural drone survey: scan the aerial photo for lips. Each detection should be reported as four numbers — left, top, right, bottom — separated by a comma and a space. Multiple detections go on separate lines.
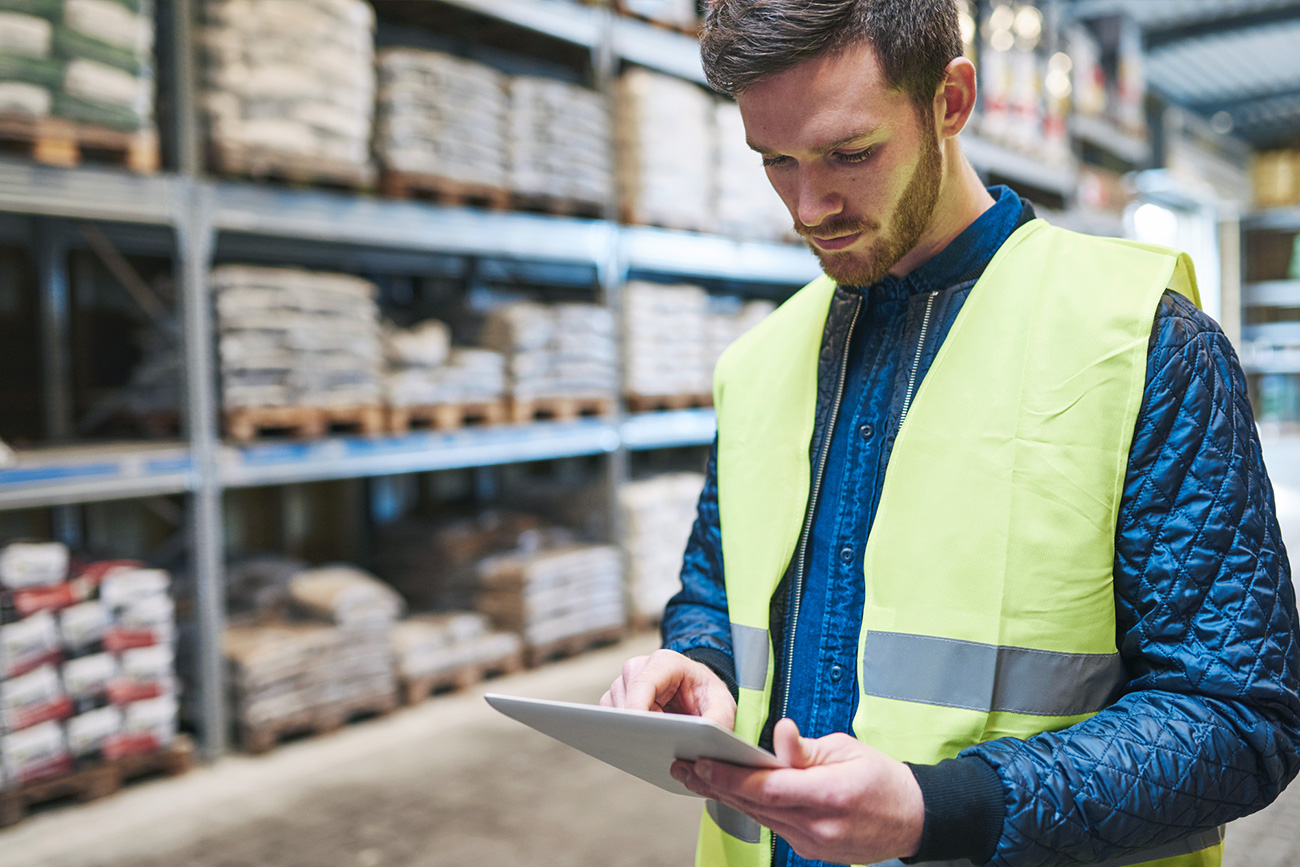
810, 232, 862, 251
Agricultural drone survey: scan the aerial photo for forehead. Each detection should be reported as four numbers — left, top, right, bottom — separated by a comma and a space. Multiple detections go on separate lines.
736, 42, 916, 152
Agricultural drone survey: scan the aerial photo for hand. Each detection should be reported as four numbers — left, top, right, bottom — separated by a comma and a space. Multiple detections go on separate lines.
670, 718, 924, 864
600, 648, 737, 730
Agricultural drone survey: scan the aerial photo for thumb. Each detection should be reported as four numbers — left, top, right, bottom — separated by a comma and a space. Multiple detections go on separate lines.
772, 718, 817, 769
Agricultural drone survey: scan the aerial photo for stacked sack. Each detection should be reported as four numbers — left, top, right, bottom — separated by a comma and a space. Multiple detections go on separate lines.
714, 101, 795, 242
224, 564, 401, 747
201, 0, 375, 175
389, 612, 521, 692
706, 296, 776, 374
622, 281, 710, 398
0, 543, 178, 791
475, 543, 625, 651
618, 473, 705, 622
214, 265, 383, 410
382, 319, 507, 408
616, 68, 714, 232
508, 76, 611, 208
0, 0, 155, 131
374, 48, 508, 188
480, 302, 617, 403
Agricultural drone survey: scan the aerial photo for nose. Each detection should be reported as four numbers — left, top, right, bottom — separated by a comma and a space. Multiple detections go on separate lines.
793, 164, 843, 230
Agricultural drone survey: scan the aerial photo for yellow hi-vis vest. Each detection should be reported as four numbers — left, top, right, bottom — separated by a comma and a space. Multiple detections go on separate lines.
699, 220, 1223, 867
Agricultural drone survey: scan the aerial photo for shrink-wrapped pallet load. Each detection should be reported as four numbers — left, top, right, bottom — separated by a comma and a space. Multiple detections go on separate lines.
0, 0, 155, 130
475, 544, 625, 651
213, 265, 383, 410
224, 563, 399, 750
0, 547, 180, 791
706, 296, 776, 375
374, 48, 508, 189
480, 302, 617, 403
622, 281, 710, 399
507, 75, 611, 208
382, 320, 507, 409
201, 0, 375, 180
714, 101, 795, 242
389, 612, 522, 691
618, 473, 705, 622
616, 68, 714, 232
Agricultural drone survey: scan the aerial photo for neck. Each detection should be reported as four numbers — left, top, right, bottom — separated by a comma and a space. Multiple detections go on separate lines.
889, 138, 996, 278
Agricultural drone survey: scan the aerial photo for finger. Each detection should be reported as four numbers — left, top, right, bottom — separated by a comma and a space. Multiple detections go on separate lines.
773, 718, 817, 769
624, 651, 686, 712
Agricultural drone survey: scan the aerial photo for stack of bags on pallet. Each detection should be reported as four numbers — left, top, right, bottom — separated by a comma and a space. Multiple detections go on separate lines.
200, 0, 375, 176
480, 302, 617, 404
622, 281, 711, 399
618, 473, 705, 622
617, 0, 698, 30
388, 611, 521, 696
0, 0, 155, 130
476, 543, 625, 651
714, 101, 796, 242
0, 542, 178, 791
214, 265, 383, 410
616, 68, 715, 232
224, 564, 400, 744
508, 76, 611, 208
374, 48, 508, 189
706, 296, 777, 373
382, 319, 506, 409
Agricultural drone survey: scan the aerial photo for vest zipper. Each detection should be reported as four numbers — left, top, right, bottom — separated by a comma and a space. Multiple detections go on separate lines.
898, 291, 938, 427
778, 296, 863, 724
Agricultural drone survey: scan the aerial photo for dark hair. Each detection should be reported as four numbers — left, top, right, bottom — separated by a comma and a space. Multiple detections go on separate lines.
701, 0, 963, 107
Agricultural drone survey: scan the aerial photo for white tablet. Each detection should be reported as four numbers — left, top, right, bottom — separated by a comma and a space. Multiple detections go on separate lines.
485, 693, 786, 797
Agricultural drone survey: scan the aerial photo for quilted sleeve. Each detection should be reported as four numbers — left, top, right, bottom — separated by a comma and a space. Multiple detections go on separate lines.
661, 438, 737, 690
968, 293, 1300, 866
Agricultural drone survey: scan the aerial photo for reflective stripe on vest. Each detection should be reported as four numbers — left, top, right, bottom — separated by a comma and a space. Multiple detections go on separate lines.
700, 220, 1220, 867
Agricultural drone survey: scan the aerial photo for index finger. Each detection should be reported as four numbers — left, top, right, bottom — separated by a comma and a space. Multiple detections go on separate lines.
623, 650, 692, 713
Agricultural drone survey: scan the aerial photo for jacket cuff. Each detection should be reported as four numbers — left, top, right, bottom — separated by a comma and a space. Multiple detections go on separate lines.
902, 755, 1005, 865
681, 646, 739, 702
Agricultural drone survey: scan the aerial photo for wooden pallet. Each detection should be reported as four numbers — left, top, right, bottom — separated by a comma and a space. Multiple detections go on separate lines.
238, 691, 399, 755
613, 2, 700, 36
224, 405, 386, 443
0, 736, 195, 828
380, 170, 510, 210
401, 649, 526, 706
211, 142, 376, 191
525, 624, 626, 668
510, 192, 605, 220
388, 399, 509, 435
0, 114, 158, 173
625, 392, 714, 413
508, 396, 616, 424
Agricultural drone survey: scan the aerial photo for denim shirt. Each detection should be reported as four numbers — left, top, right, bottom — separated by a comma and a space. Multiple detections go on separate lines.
777, 186, 1024, 867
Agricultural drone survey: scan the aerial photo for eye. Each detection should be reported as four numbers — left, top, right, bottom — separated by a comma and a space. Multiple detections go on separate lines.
835, 147, 875, 164
761, 154, 790, 168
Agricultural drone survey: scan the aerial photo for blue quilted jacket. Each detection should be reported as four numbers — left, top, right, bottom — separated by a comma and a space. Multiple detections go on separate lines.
661, 197, 1300, 866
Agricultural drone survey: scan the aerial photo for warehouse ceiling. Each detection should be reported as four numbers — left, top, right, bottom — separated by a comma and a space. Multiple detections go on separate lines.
1069, 0, 1300, 149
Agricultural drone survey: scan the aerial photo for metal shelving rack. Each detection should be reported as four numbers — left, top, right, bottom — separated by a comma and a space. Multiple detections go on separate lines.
0, 0, 1147, 759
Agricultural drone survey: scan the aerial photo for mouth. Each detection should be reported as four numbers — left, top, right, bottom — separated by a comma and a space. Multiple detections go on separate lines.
810, 232, 862, 252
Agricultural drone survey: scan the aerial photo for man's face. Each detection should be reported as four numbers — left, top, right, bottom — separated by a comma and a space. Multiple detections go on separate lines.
737, 42, 944, 286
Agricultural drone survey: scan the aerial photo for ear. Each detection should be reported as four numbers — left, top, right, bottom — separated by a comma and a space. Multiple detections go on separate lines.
934, 56, 978, 138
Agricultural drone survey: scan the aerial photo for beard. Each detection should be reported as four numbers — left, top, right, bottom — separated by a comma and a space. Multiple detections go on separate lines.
797, 115, 944, 287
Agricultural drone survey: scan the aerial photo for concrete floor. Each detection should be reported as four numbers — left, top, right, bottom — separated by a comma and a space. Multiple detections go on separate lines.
0, 630, 1297, 867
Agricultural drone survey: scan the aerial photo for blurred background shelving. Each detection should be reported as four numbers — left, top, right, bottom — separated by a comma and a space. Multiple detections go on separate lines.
1, 0, 1299, 812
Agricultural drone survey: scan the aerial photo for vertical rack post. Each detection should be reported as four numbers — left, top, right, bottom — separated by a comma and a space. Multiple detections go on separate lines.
179, 180, 227, 758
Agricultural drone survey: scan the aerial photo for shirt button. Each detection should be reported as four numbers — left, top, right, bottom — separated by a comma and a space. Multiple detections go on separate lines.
858, 423, 874, 440
830, 664, 844, 682
839, 545, 854, 564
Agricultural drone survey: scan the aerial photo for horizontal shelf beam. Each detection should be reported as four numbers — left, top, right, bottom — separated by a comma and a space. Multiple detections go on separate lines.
1245, 281, 1300, 308
621, 409, 716, 450
1068, 115, 1152, 166
620, 225, 817, 284
0, 158, 184, 226
0, 444, 194, 510
612, 17, 704, 83
961, 133, 1078, 198
220, 420, 622, 487
1244, 207, 1300, 232
437, 0, 603, 47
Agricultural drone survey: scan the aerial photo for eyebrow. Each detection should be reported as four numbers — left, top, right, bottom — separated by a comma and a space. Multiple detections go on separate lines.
746, 128, 881, 156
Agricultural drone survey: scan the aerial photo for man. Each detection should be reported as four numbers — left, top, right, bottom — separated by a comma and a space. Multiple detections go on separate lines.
601, 1, 1300, 866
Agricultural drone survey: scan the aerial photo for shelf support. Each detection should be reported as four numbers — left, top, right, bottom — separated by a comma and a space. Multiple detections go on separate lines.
179, 181, 227, 759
